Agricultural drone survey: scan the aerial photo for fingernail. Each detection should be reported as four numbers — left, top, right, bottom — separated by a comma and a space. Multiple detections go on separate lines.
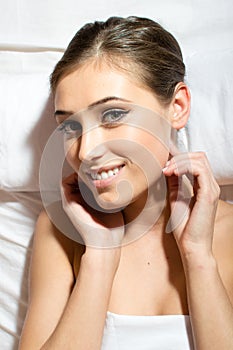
162, 166, 168, 172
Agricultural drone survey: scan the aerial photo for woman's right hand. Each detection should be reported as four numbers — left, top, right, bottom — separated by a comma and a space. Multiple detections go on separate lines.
60, 173, 125, 249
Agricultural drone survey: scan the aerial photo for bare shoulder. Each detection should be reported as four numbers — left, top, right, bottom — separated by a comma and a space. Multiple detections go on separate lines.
214, 199, 233, 237
20, 209, 86, 348
34, 208, 85, 264
34, 209, 74, 261
214, 199, 233, 253
31, 208, 77, 292
213, 200, 233, 299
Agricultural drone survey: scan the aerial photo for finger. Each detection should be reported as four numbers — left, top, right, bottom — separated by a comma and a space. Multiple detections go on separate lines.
61, 173, 84, 205
164, 152, 220, 234
163, 152, 214, 177
62, 172, 79, 188
163, 153, 218, 195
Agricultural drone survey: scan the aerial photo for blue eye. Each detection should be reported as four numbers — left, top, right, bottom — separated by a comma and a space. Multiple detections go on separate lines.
102, 109, 129, 126
58, 120, 82, 135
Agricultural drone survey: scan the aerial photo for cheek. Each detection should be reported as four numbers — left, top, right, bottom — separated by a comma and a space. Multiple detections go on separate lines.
64, 139, 80, 170
148, 139, 169, 168
139, 133, 169, 165
132, 133, 169, 187
106, 132, 168, 190
118, 127, 169, 168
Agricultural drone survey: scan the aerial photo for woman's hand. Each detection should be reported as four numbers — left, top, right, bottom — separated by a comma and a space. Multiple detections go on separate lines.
60, 173, 125, 249
163, 152, 220, 260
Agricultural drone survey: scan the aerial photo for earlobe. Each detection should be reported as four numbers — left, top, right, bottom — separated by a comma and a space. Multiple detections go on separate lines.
170, 83, 191, 130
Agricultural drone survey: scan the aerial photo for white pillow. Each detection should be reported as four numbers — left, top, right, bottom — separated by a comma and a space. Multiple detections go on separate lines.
184, 48, 233, 185
1, 0, 232, 55
0, 49, 233, 191
0, 51, 62, 191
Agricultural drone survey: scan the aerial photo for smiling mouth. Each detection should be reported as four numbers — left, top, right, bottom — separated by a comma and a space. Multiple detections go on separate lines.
90, 164, 125, 181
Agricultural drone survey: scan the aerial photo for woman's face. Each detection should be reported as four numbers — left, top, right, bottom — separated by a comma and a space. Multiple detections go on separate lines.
55, 61, 171, 210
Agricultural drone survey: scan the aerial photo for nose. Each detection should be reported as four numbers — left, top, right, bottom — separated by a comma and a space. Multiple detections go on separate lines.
78, 126, 107, 163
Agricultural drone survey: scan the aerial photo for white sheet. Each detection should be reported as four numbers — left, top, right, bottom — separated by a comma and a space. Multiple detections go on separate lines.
0, 191, 42, 349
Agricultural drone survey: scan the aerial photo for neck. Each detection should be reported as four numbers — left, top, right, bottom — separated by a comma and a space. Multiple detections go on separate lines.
122, 177, 169, 245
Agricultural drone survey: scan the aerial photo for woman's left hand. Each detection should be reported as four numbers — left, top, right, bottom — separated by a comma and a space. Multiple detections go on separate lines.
163, 152, 220, 260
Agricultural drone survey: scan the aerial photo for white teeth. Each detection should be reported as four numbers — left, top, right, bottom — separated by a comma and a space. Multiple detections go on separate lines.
101, 171, 108, 179
90, 165, 123, 180
108, 170, 114, 177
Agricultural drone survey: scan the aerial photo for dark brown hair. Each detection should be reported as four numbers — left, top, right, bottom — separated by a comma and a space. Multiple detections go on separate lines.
50, 16, 185, 104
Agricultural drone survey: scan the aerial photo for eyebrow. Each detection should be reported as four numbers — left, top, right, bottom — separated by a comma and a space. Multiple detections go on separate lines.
54, 96, 131, 118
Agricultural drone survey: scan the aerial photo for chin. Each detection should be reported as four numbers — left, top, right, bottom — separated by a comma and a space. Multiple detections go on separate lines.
94, 191, 130, 213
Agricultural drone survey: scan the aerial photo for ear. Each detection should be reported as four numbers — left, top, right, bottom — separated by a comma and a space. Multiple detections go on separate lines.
169, 82, 191, 130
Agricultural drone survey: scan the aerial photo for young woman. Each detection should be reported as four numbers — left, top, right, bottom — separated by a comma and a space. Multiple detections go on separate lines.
19, 16, 233, 350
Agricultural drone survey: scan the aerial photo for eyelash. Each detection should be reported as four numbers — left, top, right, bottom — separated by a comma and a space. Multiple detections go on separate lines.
57, 120, 82, 135
101, 108, 130, 126
57, 108, 130, 135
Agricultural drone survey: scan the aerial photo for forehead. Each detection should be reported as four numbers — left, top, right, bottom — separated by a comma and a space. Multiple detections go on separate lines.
54, 61, 162, 114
